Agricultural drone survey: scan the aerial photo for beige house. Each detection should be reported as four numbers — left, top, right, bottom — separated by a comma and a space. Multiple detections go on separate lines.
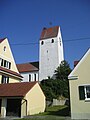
68, 49, 90, 119
0, 38, 46, 118
0, 82, 45, 118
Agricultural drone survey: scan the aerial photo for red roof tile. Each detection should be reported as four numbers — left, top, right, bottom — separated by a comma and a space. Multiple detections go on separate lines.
0, 82, 37, 97
74, 61, 79, 67
17, 63, 39, 73
0, 38, 5, 43
40, 26, 59, 40
0, 66, 23, 79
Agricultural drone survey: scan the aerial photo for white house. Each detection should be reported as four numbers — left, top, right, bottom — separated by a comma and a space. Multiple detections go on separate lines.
39, 26, 64, 81
17, 62, 39, 82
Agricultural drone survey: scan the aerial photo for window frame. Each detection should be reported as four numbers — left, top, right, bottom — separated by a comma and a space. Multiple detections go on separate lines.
0, 58, 11, 69
79, 85, 90, 101
84, 85, 90, 100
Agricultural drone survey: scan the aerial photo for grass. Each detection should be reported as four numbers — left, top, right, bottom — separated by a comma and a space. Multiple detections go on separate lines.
14, 105, 70, 120
16, 116, 65, 120
39, 105, 69, 116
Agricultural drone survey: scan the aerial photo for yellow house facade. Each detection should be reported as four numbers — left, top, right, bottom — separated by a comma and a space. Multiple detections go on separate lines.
68, 49, 90, 119
0, 38, 22, 83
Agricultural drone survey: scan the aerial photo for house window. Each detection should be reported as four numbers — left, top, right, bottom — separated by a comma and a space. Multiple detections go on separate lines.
4, 46, 6, 51
59, 37, 61, 46
34, 74, 36, 81
29, 74, 31, 82
1, 75, 9, 84
41, 41, 44, 45
4, 60, 11, 69
0, 58, 11, 69
60, 41, 61, 46
79, 85, 90, 100
51, 39, 54, 43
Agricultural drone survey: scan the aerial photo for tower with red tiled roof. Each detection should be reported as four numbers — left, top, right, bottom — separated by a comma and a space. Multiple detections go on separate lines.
39, 26, 64, 81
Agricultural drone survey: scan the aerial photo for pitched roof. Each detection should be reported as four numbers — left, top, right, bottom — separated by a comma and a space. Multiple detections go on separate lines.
0, 38, 5, 43
0, 82, 37, 97
40, 26, 59, 40
30, 61, 39, 69
16, 62, 39, 73
0, 66, 23, 79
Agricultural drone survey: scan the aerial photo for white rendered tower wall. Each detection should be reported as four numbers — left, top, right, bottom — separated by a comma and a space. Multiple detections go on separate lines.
39, 26, 64, 81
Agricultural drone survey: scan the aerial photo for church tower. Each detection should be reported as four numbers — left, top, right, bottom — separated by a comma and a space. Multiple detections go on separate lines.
39, 26, 64, 81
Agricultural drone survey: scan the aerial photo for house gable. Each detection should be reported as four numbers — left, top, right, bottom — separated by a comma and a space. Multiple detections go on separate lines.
0, 38, 19, 73
68, 48, 90, 80
0, 38, 22, 82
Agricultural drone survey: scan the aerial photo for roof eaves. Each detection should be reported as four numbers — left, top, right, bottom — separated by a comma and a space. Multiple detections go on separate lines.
40, 36, 57, 40
0, 67, 23, 80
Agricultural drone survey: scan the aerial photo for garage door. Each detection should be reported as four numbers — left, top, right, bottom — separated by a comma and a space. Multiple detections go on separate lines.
6, 99, 21, 117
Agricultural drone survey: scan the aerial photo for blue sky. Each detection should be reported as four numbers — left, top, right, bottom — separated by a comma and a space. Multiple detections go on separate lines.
0, 0, 90, 68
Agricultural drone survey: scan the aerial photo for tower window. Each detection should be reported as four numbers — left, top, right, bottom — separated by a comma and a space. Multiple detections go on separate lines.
59, 37, 61, 46
41, 41, 44, 45
51, 39, 54, 43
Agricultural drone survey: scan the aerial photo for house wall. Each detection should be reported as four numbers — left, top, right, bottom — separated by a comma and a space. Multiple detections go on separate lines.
69, 52, 90, 119
21, 98, 27, 117
21, 71, 39, 82
0, 74, 21, 83
0, 98, 7, 118
21, 83, 45, 116
39, 27, 64, 81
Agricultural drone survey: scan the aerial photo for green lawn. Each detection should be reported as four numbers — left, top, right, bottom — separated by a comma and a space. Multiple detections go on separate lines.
14, 105, 70, 120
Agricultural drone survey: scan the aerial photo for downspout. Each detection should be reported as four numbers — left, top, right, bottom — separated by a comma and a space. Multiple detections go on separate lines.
22, 99, 27, 116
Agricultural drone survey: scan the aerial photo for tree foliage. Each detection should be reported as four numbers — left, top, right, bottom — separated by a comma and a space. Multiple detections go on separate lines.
40, 60, 72, 101
55, 60, 72, 80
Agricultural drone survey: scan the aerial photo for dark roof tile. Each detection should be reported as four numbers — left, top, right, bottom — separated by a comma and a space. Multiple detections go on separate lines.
0, 38, 5, 43
17, 62, 39, 73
